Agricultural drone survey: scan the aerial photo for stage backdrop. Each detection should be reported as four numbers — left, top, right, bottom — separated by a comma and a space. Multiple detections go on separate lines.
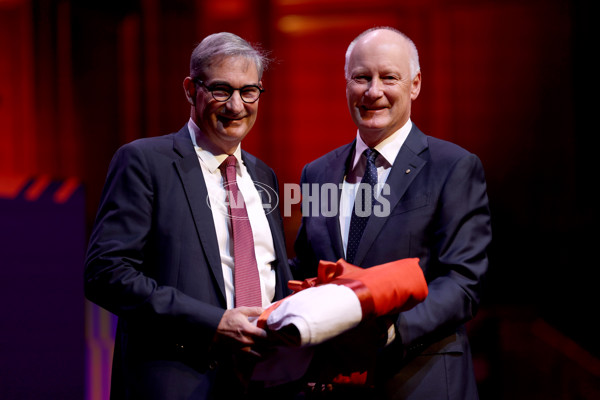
1, 0, 599, 399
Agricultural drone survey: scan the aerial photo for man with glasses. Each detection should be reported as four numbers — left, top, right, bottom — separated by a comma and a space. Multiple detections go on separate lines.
85, 32, 295, 399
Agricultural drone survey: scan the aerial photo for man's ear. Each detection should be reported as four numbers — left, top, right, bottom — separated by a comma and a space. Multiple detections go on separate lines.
410, 71, 421, 101
183, 77, 196, 106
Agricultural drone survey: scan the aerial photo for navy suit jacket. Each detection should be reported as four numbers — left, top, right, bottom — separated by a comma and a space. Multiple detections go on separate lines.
293, 124, 491, 399
84, 125, 293, 399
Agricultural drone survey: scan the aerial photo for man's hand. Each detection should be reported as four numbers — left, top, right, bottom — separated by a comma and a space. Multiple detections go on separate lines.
215, 307, 267, 350
212, 307, 269, 384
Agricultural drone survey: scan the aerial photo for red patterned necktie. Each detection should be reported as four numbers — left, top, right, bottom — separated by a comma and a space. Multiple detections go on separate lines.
221, 155, 262, 307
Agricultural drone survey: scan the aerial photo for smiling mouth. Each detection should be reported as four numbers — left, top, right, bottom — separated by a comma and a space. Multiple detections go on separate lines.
218, 115, 245, 124
360, 105, 387, 112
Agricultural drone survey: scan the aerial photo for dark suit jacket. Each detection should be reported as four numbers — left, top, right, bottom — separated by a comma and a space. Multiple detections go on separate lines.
293, 124, 491, 399
84, 125, 294, 399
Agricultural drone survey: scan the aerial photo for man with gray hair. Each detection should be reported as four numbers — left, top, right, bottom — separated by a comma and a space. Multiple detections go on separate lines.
293, 26, 491, 399
85, 32, 295, 399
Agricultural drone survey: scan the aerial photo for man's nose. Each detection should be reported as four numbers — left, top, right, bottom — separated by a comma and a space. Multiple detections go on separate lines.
365, 78, 384, 98
224, 90, 245, 113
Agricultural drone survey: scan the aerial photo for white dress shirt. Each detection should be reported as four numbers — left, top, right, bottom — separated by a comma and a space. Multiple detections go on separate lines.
339, 119, 413, 255
188, 119, 276, 309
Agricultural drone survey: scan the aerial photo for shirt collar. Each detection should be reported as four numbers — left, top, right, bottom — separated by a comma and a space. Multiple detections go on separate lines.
352, 119, 413, 170
188, 118, 243, 175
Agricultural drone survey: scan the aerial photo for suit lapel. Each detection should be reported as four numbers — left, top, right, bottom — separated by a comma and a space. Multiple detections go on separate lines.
172, 126, 226, 300
325, 143, 355, 260
241, 152, 284, 256
353, 126, 429, 266
241, 151, 290, 299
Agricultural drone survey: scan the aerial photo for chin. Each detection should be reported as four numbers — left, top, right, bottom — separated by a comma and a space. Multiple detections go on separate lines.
358, 119, 388, 132
222, 127, 250, 140
219, 122, 247, 134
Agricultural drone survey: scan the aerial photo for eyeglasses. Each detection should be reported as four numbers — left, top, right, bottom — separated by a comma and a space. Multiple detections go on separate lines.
193, 78, 264, 103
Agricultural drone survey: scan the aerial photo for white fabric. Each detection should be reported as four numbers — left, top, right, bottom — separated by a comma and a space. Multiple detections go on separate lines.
266, 284, 363, 346
251, 284, 363, 385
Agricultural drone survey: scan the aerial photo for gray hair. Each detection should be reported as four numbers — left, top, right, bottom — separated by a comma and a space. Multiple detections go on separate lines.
190, 32, 270, 80
344, 26, 420, 80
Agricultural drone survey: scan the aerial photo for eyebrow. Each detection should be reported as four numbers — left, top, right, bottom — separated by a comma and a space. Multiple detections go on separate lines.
206, 79, 260, 87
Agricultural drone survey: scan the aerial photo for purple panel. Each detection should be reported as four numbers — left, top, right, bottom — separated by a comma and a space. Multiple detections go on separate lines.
0, 178, 85, 399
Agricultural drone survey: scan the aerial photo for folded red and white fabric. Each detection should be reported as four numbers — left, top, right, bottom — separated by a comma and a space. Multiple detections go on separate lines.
257, 257, 428, 344
251, 258, 428, 384
262, 283, 362, 346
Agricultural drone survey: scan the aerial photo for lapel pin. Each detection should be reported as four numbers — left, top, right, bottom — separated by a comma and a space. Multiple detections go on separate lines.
405, 169, 411, 174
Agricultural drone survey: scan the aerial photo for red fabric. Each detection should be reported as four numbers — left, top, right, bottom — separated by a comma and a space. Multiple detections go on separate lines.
323, 258, 428, 316
255, 258, 428, 386
258, 257, 427, 328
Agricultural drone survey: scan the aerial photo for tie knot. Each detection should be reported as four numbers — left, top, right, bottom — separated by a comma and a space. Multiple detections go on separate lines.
364, 148, 378, 163
222, 155, 237, 169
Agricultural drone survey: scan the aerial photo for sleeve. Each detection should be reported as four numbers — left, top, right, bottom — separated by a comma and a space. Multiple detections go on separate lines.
84, 142, 225, 339
397, 153, 492, 347
289, 165, 320, 280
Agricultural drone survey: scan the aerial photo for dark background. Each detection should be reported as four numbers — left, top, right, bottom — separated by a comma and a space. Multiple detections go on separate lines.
1, 0, 598, 398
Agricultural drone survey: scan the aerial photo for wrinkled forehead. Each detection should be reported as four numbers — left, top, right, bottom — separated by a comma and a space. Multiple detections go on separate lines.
200, 55, 259, 81
347, 37, 410, 72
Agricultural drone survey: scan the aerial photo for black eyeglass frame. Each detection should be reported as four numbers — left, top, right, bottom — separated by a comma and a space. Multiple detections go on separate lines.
192, 78, 264, 104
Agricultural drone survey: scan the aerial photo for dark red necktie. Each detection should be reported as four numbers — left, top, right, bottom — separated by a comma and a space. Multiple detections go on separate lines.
221, 155, 262, 307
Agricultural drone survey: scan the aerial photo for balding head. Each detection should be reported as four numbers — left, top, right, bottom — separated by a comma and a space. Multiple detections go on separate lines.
344, 26, 422, 146
345, 27, 420, 81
